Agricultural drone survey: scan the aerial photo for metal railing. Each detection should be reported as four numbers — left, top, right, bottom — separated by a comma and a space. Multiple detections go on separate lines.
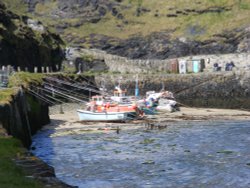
0, 70, 9, 88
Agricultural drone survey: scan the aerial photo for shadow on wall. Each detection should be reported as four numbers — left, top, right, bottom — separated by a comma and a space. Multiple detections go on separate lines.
0, 89, 50, 148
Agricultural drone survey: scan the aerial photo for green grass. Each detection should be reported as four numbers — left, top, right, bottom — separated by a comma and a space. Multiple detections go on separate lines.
0, 23, 6, 30
8, 72, 45, 88
2, 0, 250, 42
1, 0, 28, 15
0, 137, 42, 188
34, 1, 58, 14
0, 88, 17, 105
61, 0, 250, 41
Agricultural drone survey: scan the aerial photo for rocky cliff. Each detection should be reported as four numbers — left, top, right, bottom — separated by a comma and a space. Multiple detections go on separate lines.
6, 0, 250, 59
86, 29, 250, 59
0, 2, 64, 72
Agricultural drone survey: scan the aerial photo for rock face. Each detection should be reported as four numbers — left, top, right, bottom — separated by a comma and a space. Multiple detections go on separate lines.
24, 0, 123, 22
0, 88, 49, 147
15, 153, 75, 187
74, 57, 108, 73
0, 2, 64, 72
83, 30, 250, 59
18, 0, 250, 60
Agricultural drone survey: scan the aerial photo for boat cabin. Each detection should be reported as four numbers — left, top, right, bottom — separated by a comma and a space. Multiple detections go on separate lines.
113, 89, 127, 97
90, 95, 104, 105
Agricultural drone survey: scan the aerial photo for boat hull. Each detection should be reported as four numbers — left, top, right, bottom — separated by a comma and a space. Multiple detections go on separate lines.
77, 110, 137, 122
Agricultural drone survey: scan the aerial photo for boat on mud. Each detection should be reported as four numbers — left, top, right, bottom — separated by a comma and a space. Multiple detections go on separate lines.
77, 95, 140, 122
77, 87, 178, 121
77, 109, 137, 122
137, 90, 179, 114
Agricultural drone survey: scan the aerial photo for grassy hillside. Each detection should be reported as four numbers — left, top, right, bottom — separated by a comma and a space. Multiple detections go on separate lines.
70, 0, 250, 39
2, 0, 250, 43
72, 0, 247, 38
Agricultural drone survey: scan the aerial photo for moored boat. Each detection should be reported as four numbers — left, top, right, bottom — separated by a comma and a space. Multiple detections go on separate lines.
156, 98, 178, 112
77, 93, 141, 121
137, 90, 179, 114
77, 109, 137, 122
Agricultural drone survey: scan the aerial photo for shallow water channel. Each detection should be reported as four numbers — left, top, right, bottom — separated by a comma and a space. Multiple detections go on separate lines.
31, 121, 250, 188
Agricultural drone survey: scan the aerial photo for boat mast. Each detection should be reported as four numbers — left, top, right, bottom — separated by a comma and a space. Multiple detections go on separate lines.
135, 74, 139, 98
161, 82, 165, 91
100, 78, 106, 96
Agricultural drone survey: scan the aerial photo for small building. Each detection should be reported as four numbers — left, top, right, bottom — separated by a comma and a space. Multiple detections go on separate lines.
192, 59, 205, 73
186, 60, 193, 73
178, 58, 206, 73
170, 59, 179, 73
179, 60, 187, 74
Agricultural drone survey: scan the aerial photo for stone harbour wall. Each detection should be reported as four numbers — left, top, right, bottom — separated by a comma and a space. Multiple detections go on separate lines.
95, 70, 250, 109
79, 48, 250, 73
0, 88, 49, 147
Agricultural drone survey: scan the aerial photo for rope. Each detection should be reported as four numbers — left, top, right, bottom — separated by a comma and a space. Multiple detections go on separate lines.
27, 88, 55, 105
38, 85, 90, 103
43, 85, 88, 103
67, 76, 100, 90
43, 82, 90, 101
36, 87, 66, 104
44, 85, 87, 103
44, 77, 103, 94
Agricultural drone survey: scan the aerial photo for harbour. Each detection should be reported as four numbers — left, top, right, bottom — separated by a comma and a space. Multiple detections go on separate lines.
31, 105, 250, 188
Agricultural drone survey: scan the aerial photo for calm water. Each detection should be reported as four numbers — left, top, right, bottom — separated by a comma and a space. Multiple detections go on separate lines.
31, 121, 250, 188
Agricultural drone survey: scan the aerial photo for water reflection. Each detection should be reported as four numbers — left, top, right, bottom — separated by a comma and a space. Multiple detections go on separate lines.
31, 121, 250, 188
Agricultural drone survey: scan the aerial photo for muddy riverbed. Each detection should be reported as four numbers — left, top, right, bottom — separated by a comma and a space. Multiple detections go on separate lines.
31, 107, 250, 188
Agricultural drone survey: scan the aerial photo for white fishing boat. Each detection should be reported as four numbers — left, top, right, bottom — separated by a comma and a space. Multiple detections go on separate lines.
137, 90, 179, 113
156, 98, 178, 112
77, 109, 137, 122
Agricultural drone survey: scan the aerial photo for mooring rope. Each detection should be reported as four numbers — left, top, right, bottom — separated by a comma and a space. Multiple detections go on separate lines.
27, 88, 55, 105
44, 77, 103, 94
44, 85, 87, 103
43, 82, 90, 101
39, 85, 90, 103
67, 76, 100, 90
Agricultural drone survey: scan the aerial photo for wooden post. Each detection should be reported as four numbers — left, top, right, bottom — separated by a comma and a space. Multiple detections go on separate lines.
59, 104, 64, 114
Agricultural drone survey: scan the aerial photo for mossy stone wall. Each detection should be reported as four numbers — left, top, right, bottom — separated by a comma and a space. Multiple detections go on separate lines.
0, 89, 49, 147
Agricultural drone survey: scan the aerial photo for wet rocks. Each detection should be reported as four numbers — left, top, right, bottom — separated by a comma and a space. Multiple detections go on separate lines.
15, 152, 76, 187
144, 122, 168, 130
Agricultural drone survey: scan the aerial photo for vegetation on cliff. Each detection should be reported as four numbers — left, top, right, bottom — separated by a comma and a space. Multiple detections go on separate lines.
0, 72, 45, 104
3, 0, 248, 39
2, 0, 250, 59
0, 2, 64, 72
0, 88, 18, 105
0, 72, 51, 187
8, 72, 45, 88
0, 72, 47, 123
